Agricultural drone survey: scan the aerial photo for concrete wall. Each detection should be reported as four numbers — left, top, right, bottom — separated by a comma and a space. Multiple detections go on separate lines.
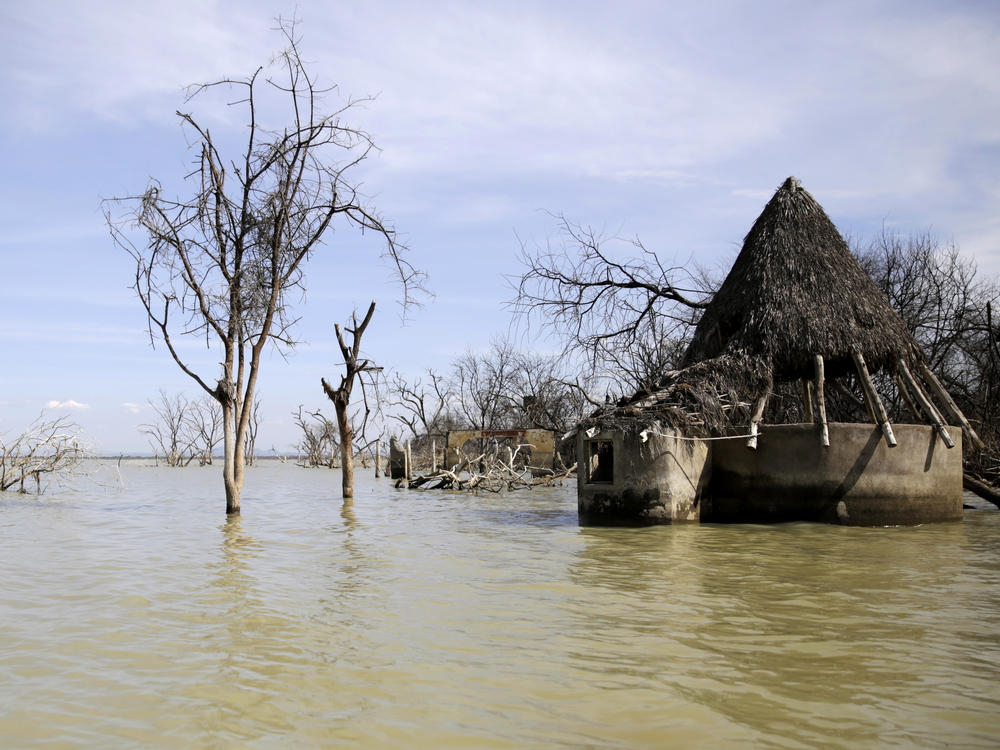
706, 422, 963, 525
445, 429, 556, 470
577, 430, 711, 525
577, 423, 964, 526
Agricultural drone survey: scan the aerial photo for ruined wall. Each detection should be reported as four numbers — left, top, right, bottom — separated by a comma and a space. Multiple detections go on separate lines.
445, 429, 556, 470
577, 430, 711, 525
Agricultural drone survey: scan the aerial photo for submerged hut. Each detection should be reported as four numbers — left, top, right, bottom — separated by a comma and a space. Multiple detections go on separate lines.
577, 177, 980, 526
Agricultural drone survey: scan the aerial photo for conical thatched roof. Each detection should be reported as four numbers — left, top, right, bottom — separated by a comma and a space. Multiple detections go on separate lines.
572, 177, 933, 439
683, 176, 918, 379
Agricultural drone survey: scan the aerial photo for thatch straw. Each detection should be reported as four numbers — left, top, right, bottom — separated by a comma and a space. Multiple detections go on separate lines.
683, 177, 918, 379
581, 353, 772, 437
577, 177, 922, 438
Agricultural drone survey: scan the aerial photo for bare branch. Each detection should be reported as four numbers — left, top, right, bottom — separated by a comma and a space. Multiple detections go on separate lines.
105, 17, 426, 513
509, 213, 713, 380
0, 414, 87, 493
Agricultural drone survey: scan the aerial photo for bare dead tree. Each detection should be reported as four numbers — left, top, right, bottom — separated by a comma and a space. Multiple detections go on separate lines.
510, 214, 712, 381
857, 229, 988, 378
187, 397, 223, 466
321, 301, 381, 499
292, 406, 338, 468
0, 415, 87, 493
509, 349, 592, 435
445, 339, 596, 436
389, 368, 455, 439
106, 18, 424, 513
451, 339, 521, 430
597, 315, 691, 394
140, 390, 198, 467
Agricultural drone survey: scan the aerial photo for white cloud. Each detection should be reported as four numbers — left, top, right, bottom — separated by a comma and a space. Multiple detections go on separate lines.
334, 4, 787, 182
121, 403, 142, 414
2, 1, 269, 128
44, 399, 90, 411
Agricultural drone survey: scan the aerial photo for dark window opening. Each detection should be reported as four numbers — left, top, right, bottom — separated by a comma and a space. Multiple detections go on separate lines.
588, 440, 614, 484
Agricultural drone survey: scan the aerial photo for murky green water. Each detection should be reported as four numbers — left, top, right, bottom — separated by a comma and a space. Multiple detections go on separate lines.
1, 462, 998, 748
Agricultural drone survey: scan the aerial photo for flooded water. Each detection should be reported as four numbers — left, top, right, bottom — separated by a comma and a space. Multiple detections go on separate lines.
1, 461, 999, 748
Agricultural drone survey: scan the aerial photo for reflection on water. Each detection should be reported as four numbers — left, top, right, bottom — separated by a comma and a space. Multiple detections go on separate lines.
0, 462, 998, 748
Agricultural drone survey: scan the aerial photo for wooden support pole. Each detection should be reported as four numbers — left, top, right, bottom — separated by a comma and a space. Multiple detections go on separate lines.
746, 394, 769, 450
851, 348, 897, 448
898, 360, 954, 449
405, 440, 412, 480
919, 363, 985, 451
375, 441, 382, 478
801, 380, 814, 423
432, 439, 437, 472
814, 355, 830, 447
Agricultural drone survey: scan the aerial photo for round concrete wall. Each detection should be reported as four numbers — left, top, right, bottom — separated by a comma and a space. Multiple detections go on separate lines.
705, 423, 963, 525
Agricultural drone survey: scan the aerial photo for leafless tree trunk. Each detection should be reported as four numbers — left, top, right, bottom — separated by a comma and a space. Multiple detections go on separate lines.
321, 301, 379, 499
0, 415, 87, 493
107, 19, 423, 514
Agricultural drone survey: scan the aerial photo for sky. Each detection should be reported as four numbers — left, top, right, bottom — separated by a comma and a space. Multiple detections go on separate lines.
1, 0, 999, 454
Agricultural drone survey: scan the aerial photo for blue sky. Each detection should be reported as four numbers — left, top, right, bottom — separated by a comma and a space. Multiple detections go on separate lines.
1, 0, 999, 454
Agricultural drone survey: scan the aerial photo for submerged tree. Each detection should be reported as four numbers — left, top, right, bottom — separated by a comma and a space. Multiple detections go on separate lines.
107, 19, 423, 513
322, 301, 381, 499
292, 406, 339, 468
189, 397, 224, 467
243, 397, 262, 467
0, 415, 86, 493
139, 390, 198, 467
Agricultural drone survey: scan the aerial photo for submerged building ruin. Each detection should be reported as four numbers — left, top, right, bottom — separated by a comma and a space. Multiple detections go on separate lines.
575, 177, 980, 526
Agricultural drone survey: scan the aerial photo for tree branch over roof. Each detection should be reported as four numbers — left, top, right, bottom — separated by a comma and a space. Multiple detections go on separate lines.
509, 213, 712, 378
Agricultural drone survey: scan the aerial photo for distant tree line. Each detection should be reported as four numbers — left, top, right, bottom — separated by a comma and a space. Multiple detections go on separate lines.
141, 390, 259, 468
292, 339, 595, 474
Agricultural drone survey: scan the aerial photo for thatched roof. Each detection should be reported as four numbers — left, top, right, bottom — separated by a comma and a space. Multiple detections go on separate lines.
576, 177, 924, 438
683, 176, 918, 379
